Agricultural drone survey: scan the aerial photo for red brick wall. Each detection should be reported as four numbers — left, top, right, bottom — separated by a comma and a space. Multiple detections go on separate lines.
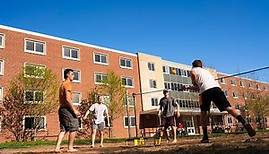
0, 27, 142, 141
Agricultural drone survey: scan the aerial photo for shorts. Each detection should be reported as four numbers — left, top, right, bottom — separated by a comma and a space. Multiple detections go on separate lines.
200, 87, 231, 112
164, 116, 176, 128
58, 107, 79, 132
93, 122, 105, 131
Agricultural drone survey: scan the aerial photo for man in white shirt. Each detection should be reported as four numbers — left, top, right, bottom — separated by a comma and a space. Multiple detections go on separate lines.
83, 95, 110, 147
184, 60, 255, 143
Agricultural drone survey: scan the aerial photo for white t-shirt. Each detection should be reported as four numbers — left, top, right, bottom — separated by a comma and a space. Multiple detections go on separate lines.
191, 67, 220, 94
89, 103, 108, 124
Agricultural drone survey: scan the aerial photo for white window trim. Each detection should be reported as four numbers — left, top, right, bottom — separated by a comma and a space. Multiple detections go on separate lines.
93, 52, 109, 65
119, 57, 133, 69
0, 116, 2, 132
231, 80, 236, 86
163, 66, 169, 74
23, 62, 46, 78
23, 115, 47, 131
0, 33, 5, 48
123, 116, 135, 128
0, 59, 4, 75
239, 81, 245, 87
24, 38, 46, 55
220, 78, 226, 84
72, 91, 82, 106
62, 45, 80, 61
94, 72, 108, 85
149, 79, 157, 89
0, 87, 3, 102
24, 90, 44, 104
62, 68, 81, 83
151, 97, 159, 106
125, 95, 135, 107
232, 92, 238, 99
121, 76, 134, 88
148, 62, 155, 71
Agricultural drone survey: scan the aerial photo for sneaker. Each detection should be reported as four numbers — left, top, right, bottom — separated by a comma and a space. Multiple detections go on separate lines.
245, 124, 256, 137
200, 138, 209, 143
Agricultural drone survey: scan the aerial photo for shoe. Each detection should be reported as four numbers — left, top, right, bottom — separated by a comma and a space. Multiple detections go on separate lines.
100, 144, 104, 147
200, 138, 209, 143
245, 124, 256, 137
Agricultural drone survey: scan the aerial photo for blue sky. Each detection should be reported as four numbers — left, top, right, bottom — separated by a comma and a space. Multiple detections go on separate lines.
1, 0, 268, 82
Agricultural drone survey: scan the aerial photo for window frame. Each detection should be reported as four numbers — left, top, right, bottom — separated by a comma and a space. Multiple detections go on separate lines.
123, 116, 136, 128
0, 33, 5, 48
93, 52, 109, 65
94, 72, 108, 84
23, 116, 47, 131
62, 45, 80, 61
119, 57, 133, 69
148, 62, 155, 71
121, 76, 134, 88
72, 91, 82, 106
0, 59, 4, 75
24, 38, 46, 55
24, 63, 46, 78
149, 79, 157, 88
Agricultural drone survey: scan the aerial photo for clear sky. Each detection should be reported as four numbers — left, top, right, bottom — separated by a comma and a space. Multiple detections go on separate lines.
1, 0, 268, 82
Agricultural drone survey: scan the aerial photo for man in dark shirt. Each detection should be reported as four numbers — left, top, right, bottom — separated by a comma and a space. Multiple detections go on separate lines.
158, 89, 180, 143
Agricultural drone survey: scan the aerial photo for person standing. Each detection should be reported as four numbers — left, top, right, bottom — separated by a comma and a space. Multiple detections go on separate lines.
184, 60, 255, 143
158, 90, 180, 143
55, 69, 80, 153
83, 95, 110, 147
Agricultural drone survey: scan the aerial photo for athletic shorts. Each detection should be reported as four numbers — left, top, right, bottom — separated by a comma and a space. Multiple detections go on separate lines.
200, 87, 231, 112
93, 122, 105, 131
58, 107, 79, 132
164, 116, 176, 128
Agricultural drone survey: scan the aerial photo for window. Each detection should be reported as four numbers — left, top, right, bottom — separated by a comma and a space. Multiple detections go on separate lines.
149, 79, 157, 88
235, 104, 240, 110
25, 39, 46, 55
220, 78, 225, 84
124, 116, 135, 128
94, 53, 108, 65
0, 87, 3, 102
181, 69, 187, 77
24, 90, 43, 103
239, 81, 244, 87
95, 73, 108, 84
248, 83, 252, 88
230, 80, 236, 86
24, 63, 46, 78
162, 66, 169, 74
125, 95, 135, 107
228, 117, 233, 124
256, 84, 260, 90
148, 62, 155, 71
24, 116, 46, 130
232, 92, 238, 98
62, 46, 80, 60
0, 116, 2, 132
0, 60, 4, 75
151, 98, 158, 106
121, 77, 134, 87
72, 92, 81, 105
0, 33, 5, 48
120, 58, 132, 68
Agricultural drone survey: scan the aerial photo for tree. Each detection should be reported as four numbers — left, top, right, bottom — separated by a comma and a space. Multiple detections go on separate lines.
78, 88, 99, 138
0, 67, 59, 141
96, 71, 126, 138
245, 93, 269, 129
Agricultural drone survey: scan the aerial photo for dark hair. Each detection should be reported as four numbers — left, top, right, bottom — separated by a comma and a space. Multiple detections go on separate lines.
64, 69, 73, 79
192, 60, 203, 68
163, 89, 169, 94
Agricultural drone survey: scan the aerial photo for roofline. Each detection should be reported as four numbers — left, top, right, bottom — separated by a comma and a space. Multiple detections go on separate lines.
218, 72, 269, 84
0, 24, 137, 57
